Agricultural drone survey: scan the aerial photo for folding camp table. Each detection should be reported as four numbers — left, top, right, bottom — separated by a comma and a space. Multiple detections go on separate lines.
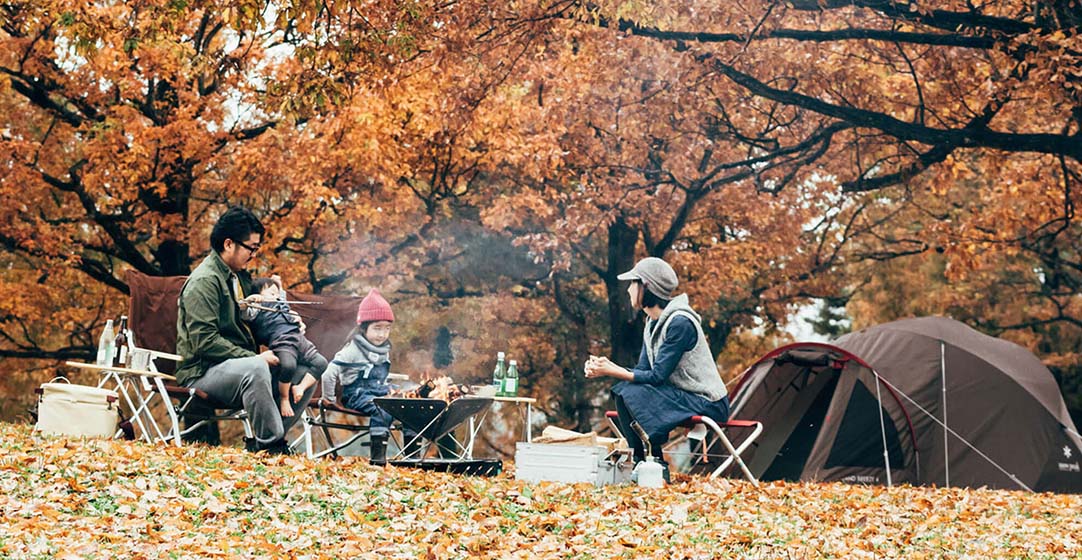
65, 360, 178, 444
373, 396, 502, 475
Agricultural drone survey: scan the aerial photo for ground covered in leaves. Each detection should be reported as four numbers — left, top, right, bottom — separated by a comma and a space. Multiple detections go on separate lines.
1, 423, 1080, 559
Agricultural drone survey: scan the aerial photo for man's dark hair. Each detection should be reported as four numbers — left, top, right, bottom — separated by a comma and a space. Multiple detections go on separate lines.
639, 281, 671, 310
250, 278, 276, 294
210, 206, 265, 253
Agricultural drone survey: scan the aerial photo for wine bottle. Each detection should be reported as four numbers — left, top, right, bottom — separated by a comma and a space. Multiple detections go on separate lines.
114, 315, 129, 367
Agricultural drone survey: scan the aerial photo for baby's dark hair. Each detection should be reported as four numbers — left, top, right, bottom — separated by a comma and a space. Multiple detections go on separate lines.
251, 278, 277, 294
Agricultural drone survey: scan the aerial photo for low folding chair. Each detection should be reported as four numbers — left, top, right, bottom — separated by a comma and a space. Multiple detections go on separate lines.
123, 271, 256, 446
292, 391, 372, 459
161, 384, 254, 446
605, 410, 763, 485
125, 270, 367, 449
290, 373, 414, 459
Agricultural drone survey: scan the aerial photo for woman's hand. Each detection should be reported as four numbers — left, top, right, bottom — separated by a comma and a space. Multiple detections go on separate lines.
585, 355, 616, 378
584, 356, 601, 379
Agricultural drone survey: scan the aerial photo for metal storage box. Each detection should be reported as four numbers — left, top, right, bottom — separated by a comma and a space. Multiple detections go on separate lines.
514, 442, 634, 486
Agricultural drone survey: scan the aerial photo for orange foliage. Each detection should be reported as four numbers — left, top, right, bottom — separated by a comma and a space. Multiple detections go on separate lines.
3, 0, 1082, 429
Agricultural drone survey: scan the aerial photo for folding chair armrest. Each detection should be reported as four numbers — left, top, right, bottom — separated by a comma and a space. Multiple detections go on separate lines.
311, 398, 368, 417
163, 383, 225, 408
148, 349, 182, 362
718, 419, 761, 429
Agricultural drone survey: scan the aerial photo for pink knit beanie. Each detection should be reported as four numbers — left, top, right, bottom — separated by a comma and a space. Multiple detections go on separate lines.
356, 288, 395, 323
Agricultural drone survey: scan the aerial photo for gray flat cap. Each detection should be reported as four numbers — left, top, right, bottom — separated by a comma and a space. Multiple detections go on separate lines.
617, 257, 678, 300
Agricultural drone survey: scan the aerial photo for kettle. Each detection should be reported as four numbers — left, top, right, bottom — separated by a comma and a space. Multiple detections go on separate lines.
635, 457, 666, 488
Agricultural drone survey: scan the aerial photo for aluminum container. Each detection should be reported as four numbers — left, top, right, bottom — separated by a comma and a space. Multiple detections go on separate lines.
514, 442, 634, 486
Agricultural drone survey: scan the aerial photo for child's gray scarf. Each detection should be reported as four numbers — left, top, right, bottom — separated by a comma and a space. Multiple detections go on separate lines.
352, 332, 391, 366
334, 333, 391, 387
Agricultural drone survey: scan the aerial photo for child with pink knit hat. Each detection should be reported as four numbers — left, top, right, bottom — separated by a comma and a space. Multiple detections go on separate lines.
321, 288, 408, 464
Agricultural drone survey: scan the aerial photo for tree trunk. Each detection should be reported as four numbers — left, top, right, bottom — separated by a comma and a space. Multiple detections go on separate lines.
565, 324, 594, 433
704, 320, 734, 361
145, 164, 193, 275
605, 217, 642, 366
154, 238, 192, 276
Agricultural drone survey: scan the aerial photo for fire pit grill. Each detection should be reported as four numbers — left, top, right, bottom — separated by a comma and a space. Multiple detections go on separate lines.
373, 396, 501, 475
374, 396, 492, 442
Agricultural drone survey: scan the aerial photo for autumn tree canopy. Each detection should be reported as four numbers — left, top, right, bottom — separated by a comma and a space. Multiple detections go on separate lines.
3, 0, 1082, 431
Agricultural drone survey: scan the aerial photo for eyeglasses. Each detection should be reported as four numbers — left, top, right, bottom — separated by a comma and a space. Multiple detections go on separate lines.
233, 239, 261, 254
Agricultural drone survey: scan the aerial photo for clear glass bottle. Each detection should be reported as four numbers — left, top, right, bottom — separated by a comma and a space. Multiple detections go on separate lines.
503, 359, 519, 397
95, 319, 115, 366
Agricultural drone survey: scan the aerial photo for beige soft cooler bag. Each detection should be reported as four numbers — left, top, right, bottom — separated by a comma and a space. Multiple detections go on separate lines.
35, 378, 120, 438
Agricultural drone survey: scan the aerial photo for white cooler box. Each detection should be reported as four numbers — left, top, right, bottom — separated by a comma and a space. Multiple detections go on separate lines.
35, 381, 120, 438
515, 443, 634, 486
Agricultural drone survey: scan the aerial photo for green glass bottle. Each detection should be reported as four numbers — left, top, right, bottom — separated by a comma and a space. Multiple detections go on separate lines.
503, 359, 519, 397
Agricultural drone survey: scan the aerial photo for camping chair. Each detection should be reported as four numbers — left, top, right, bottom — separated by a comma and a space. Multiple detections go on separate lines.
605, 410, 762, 485
126, 271, 253, 446
293, 393, 371, 459
290, 372, 412, 459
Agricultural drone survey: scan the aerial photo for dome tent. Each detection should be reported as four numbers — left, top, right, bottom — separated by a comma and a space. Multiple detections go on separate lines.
729, 317, 1082, 492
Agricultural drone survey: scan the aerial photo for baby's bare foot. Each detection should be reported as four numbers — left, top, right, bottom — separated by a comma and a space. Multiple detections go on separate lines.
292, 384, 306, 404
279, 398, 294, 417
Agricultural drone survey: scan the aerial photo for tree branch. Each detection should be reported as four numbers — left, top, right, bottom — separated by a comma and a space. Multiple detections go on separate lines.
705, 57, 1081, 160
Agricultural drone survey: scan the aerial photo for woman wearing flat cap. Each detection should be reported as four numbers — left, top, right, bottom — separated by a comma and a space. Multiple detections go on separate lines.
585, 256, 730, 481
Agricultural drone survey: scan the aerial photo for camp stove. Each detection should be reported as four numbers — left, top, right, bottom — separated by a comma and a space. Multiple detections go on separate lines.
373, 396, 502, 476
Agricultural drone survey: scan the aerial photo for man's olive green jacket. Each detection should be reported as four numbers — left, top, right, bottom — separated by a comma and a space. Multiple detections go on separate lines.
175, 251, 257, 386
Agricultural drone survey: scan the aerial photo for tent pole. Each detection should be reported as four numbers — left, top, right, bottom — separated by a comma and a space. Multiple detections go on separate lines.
874, 372, 892, 487
941, 341, 950, 488
867, 373, 1033, 493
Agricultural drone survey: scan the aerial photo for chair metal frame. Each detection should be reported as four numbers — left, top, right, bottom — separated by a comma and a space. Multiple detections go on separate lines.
289, 372, 412, 459
605, 410, 762, 485
123, 333, 254, 447
292, 399, 373, 459
161, 382, 254, 446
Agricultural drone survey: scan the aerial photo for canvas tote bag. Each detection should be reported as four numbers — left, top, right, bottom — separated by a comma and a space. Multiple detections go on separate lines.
35, 378, 120, 438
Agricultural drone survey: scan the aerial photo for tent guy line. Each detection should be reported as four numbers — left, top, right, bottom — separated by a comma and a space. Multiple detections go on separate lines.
870, 369, 1032, 492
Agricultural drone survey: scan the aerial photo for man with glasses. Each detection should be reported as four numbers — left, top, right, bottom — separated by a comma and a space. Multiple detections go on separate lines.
176, 206, 314, 454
